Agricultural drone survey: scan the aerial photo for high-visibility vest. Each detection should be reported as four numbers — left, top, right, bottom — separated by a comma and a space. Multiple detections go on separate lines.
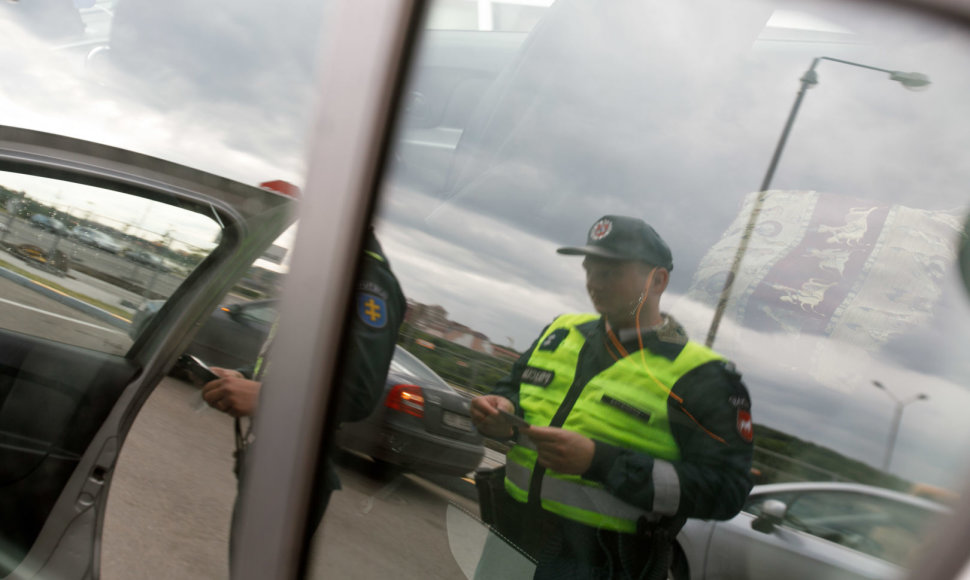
505, 313, 723, 532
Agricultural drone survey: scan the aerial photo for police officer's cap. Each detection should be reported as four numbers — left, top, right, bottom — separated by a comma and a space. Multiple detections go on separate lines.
557, 215, 674, 271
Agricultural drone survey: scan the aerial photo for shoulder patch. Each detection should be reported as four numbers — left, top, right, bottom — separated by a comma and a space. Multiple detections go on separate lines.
538, 328, 569, 351
737, 409, 754, 443
357, 292, 388, 328
521, 366, 555, 387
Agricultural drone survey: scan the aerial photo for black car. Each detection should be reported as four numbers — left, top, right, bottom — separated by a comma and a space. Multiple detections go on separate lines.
128, 298, 275, 370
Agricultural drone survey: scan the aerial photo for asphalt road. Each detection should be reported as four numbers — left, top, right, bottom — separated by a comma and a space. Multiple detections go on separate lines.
101, 377, 492, 580
0, 274, 131, 353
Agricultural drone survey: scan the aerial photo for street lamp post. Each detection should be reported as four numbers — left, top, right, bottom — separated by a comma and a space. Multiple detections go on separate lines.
704, 57, 930, 347
873, 380, 929, 473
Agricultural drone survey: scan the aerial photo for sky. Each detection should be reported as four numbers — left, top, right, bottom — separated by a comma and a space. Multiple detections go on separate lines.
4, 0, 970, 490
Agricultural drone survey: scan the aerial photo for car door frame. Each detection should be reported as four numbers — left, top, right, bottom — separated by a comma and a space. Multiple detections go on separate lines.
0, 126, 295, 579
228, 1, 424, 578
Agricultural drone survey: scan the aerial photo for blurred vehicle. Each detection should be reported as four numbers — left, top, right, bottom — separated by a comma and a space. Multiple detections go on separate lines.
28, 214, 67, 234
71, 226, 123, 253
337, 345, 486, 477
671, 482, 949, 580
128, 298, 274, 370
122, 248, 169, 272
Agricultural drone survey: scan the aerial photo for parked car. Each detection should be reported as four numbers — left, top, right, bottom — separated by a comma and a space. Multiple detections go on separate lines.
337, 345, 485, 477
671, 482, 949, 580
71, 226, 123, 253
28, 214, 67, 234
122, 248, 169, 272
130, 298, 485, 476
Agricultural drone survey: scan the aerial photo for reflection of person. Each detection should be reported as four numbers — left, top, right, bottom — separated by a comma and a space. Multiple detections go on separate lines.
471, 215, 754, 579
201, 227, 406, 531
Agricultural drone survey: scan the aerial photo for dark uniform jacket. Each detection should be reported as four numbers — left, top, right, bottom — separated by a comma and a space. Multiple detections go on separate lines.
239, 229, 405, 529
491, 313, 753, 579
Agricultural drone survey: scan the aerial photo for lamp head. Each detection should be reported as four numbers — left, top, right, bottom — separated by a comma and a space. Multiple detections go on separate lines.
889, 71, 931, 90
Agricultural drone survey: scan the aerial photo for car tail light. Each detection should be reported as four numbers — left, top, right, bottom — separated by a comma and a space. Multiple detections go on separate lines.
385, 384, 424, 418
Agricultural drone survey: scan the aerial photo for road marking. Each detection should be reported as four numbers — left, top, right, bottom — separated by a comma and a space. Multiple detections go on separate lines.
0, 297, 127, 336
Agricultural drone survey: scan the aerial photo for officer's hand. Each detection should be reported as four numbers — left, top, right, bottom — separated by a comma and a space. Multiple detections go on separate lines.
470, 395, 515, 439
202, 375, 261, 418
525, 426, 595, 475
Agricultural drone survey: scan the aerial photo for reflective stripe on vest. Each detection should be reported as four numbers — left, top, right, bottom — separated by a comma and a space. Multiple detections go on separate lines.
505, 456, 677, 529
505, 313, 723, 532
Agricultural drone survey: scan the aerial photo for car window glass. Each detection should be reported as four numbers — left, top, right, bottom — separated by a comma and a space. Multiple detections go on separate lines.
0, 170, 219, 354
784, 491, 938, 566
308, 0, 970, 578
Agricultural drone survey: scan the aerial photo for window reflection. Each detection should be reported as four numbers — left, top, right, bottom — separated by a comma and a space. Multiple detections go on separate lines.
317, 0, 970, 578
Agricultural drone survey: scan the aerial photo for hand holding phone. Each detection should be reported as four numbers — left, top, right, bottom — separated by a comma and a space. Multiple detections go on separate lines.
179, 354, 219, 384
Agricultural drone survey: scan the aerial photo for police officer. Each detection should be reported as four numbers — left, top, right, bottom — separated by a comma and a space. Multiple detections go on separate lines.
202, 226, 406, 531
471, 215, 753, 580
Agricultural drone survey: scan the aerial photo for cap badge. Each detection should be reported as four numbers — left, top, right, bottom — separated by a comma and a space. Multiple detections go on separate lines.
590, 218, 613, 241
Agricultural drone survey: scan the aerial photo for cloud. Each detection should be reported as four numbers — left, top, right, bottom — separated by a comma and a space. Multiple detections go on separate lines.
0, 0, 324, 186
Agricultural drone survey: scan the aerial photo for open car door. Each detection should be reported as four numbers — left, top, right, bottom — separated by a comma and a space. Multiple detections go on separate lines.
0, 126, 294, 579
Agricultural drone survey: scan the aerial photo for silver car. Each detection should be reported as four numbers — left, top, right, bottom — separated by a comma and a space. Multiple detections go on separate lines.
71, 226, 123, 253
672, 482, 949, 580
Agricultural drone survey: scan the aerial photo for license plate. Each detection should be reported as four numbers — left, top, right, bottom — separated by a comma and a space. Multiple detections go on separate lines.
443, 410, 473, 432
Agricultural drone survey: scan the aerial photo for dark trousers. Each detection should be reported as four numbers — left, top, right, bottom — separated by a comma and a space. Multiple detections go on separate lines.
482, 478, 672, 580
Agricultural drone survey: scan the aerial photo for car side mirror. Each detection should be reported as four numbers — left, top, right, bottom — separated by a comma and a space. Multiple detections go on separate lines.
751, 499, 787, 534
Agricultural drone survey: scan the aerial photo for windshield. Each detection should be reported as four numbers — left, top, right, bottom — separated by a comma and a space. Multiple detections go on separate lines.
7, 1, 970, 579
